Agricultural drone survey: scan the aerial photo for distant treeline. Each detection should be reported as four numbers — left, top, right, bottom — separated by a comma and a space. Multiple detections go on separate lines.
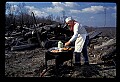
5, 3, 67, 27
5, 13, 64, 27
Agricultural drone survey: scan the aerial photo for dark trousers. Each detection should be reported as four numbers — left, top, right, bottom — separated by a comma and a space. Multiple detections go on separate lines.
75, 35, 89, 63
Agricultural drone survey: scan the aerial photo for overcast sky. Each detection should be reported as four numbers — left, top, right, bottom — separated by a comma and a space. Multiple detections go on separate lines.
5, 2, 117, 27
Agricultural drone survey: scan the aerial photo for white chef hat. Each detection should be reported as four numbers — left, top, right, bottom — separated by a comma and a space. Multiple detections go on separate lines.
65, 17, 73, 23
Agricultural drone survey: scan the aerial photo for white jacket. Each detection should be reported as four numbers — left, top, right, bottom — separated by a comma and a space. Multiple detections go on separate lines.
69, 22, 88, 52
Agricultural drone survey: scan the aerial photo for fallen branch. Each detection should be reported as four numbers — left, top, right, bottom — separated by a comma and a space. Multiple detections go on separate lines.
88, 30, 102, 40
94, 38, 116, 50
101, 47, 116, 61
11, 43, 38, 51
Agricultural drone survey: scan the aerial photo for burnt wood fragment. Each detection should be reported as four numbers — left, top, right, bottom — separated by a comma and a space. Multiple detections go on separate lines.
11, 43, 39, 51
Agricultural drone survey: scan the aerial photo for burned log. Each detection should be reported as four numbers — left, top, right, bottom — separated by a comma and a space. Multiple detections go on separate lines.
44, 40, 58, 49
24, 31, 33, 41
5, 36, 13, 39
94, 38, 116, 50
101, 47, 116, 61
88, 30, 102, 40
32, 12, 42, 47
11, 43, 39, 51
27, 37, 38, 44
11, 32, 22, 37
101, 47, 116, 67
87, 30, 102, 46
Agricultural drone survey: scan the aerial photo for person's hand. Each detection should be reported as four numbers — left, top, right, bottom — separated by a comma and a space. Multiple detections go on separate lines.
65, 41, 71, 46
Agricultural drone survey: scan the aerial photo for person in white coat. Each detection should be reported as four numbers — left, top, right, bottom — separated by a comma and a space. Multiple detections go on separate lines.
64, 17, 89, 66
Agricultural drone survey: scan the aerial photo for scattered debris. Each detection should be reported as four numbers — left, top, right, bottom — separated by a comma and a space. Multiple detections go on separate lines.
5, 24, 116, 78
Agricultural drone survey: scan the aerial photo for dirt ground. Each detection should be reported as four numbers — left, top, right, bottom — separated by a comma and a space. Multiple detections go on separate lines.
5, 27, 116, 78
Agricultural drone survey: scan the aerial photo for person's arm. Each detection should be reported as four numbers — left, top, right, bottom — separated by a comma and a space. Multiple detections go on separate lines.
69, 23, 79, 42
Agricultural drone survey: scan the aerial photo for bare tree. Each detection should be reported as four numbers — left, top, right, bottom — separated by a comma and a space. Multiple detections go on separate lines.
62, 11, 66, 23
45, 14, 54, 24
5, 3, 15, 25
55, 16, 61, 23
17, 2, 27, 26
